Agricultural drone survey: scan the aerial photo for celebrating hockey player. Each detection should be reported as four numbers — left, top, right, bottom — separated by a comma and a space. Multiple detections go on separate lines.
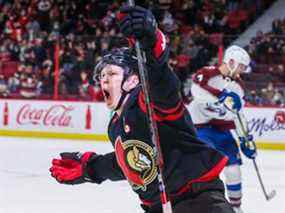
49, 5, 235, 213
188, 45, 257, 213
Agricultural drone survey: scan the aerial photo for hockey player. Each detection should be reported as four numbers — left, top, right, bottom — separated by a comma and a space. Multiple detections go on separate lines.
188, 45, 257, 213
49, 6, 234, 213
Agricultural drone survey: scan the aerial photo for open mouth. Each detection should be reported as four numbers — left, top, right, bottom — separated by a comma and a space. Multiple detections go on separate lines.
103, 90, 110, 99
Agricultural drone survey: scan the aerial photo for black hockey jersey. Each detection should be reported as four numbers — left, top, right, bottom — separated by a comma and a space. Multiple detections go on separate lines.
87, 48, 228, 210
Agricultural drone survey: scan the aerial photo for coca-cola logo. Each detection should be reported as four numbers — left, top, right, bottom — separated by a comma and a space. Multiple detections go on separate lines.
248, 117, 285, 137
17, 104, 74, 127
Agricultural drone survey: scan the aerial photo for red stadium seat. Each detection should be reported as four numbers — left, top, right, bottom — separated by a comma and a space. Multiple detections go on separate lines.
1, 61, 19, 79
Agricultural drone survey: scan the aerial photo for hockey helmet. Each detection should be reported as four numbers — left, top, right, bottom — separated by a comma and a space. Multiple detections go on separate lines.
93, 47, 139, 83
223, 45, 251, 76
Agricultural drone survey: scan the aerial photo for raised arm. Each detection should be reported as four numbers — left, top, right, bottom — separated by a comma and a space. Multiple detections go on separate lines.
117, 5, 181, 110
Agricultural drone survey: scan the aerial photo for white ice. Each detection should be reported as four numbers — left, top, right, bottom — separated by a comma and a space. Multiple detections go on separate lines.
0, 136, 284, 213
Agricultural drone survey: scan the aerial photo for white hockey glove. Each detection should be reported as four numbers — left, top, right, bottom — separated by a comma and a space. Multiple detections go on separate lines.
205, 102, 227, 117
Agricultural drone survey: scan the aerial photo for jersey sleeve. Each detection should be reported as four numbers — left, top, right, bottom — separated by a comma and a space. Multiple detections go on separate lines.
86, 152, 126, 183
192, 67, 223, 97
138, 30, 184, 121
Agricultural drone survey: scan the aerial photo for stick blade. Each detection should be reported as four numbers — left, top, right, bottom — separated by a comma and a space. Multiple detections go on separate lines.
266, 190, 276, 201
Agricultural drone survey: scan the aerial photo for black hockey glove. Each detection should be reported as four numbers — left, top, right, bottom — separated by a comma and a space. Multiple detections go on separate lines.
117, 5, 157, 49
50, 152, 97, 184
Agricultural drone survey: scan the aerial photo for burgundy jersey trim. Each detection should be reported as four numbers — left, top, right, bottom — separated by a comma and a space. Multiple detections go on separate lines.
229, 197, 242, 201
192, 67, 222, 97
209, 119, 236, 130
195, 120, 235, 130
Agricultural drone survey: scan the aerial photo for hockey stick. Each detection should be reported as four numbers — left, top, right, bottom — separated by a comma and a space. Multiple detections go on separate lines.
235, 112, 276, 201
127, 1, 173, 212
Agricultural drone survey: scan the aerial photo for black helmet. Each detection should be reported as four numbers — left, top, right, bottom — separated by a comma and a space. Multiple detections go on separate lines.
93, 47, 139, 82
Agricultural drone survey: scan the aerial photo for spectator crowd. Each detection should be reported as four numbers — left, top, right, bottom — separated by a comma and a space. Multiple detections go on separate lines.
0, 0, 283, 106
243, 16, 285, 106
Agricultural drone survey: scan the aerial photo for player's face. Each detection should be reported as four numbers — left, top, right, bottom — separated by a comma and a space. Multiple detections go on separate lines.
99, 64, 124, 110
232, 63, 248, 79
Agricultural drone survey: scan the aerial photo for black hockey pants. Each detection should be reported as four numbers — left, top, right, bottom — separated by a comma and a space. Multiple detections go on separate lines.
143, 178, 234, 213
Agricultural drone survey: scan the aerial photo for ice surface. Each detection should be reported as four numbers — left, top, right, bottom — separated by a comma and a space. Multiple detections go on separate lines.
0, 137, 284, 213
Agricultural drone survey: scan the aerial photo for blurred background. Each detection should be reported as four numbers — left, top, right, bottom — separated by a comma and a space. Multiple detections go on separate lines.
0, 1, 284, 212
0, 0, 284, 107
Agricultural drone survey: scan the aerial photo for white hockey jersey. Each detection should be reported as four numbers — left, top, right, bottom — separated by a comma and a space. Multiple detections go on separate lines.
188, 66, 245, 130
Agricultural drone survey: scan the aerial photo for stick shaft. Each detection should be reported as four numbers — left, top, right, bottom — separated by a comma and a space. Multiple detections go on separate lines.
127, 0, 172, 212
235, 113, 275, 201
252, 159, 270, 199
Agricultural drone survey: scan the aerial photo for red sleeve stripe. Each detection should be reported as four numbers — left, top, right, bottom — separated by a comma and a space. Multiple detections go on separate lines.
116, 11, 126, 21
139, 91, 183, 114
153, 110, 185, 122
138, 91, 185, 122
153, 29, 167, 59
140, 156, 228, 206
127, 37, 135, 47
127, 30, 166, 53
173, 156, 228, 196
140, 198, 153, 207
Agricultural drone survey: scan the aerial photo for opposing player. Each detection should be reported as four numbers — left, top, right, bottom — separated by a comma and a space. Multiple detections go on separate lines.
188, 45, 257, 213
49, 6, 234, 213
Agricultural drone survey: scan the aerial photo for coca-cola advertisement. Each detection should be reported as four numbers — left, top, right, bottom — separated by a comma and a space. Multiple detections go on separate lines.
16, 104, 74, 127
1, 100, 284, 144
0, 100, 110, 136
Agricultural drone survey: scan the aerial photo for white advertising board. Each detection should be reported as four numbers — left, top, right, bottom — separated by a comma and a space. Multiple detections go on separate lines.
0, 100, 110, 139
244, 107, 285, 143
0, 100, 285, 149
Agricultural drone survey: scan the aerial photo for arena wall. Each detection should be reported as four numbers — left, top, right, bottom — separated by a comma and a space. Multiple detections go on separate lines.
0, 100, 284, 150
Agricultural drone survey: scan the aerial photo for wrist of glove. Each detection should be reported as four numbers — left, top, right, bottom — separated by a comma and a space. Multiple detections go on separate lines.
239, 134, 257, 159
205, 102, 227, 116
218, 89, 242, 112
50, 152, 97, 184
117, 5, 157, 49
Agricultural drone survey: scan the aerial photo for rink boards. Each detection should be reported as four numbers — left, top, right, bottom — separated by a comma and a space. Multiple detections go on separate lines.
0, 99, 285, 150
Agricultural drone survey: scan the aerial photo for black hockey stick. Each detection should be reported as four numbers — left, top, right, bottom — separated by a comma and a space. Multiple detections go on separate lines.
126, 1, 173, 212
235, 112, 276, 201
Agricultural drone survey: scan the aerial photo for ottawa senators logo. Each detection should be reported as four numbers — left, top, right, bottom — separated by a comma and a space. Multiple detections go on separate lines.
115, 137, 157, 191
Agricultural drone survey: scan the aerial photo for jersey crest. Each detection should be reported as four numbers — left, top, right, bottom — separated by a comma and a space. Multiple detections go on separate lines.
115, 137, 157, 191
